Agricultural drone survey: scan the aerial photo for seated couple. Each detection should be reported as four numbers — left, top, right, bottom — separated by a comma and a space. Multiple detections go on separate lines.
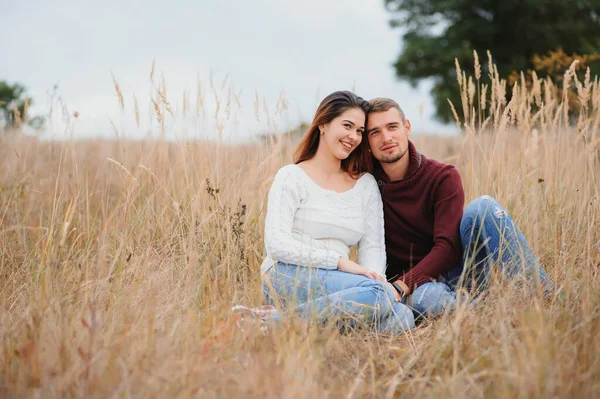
234, 91, 554, 335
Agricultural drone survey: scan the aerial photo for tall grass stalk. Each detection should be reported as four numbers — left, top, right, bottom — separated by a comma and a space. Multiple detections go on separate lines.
0, 56, 599, 398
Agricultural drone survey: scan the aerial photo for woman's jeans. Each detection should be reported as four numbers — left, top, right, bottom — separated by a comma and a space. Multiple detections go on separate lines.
410, 195, 555, 318
263, 263, 415, 335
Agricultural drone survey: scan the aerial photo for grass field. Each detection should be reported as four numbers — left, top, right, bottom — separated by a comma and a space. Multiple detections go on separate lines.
0, 58, 599, 398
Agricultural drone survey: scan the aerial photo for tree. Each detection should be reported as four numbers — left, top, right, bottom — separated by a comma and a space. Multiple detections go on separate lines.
509, 48, 600, 117
0, 81, 45, 131
383, 0, 600, 122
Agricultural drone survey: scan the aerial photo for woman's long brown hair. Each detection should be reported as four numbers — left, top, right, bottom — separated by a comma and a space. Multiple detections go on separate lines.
293, 91, 371, 178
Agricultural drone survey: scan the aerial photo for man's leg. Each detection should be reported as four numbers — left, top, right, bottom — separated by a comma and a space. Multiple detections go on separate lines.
407, 257, 473, 319
410, 282, 458, 318
409, 193, 557, 319
459, 195, 554, 295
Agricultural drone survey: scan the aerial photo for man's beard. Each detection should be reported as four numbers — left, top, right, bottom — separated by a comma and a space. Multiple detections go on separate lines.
380, 147, 408, 164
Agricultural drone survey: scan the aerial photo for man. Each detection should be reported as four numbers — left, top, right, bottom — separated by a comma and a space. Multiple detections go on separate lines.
367, 98, 553, 318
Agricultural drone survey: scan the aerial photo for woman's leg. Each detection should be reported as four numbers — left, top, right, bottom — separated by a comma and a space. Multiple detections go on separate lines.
263, 263, 395, 325
375, 301, 415, 334
460, 195, 554, 295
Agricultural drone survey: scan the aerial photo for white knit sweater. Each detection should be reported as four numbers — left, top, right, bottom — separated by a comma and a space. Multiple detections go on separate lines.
260, 164, 386, 277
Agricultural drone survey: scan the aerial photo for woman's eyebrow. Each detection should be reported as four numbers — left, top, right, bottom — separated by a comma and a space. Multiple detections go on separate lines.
343, 120, 365, 129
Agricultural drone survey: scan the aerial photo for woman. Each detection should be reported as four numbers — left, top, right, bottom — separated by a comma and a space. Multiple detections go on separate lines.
236, 91, 414, 335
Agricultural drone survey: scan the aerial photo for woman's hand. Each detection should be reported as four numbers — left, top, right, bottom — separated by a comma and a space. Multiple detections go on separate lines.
337, 258, 384, 280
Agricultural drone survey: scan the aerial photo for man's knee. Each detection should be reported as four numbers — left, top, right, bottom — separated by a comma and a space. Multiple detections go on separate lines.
461, 195, 507, 235
463, 195, 503, 219
411, 282, 455, 318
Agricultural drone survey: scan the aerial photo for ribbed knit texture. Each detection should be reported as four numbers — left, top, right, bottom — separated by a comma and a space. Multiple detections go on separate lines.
261, 164, 386, 277
373, 141, 465, 289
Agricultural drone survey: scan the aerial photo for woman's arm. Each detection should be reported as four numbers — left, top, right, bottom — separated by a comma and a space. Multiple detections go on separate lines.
357, 175, 387, 278
264, 166, 340, 269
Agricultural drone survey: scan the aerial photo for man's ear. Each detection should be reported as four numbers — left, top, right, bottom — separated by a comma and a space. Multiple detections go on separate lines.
405, 119, 412, 137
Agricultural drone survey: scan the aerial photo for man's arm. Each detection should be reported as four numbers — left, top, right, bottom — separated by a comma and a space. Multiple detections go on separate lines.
395, 167, 465, 293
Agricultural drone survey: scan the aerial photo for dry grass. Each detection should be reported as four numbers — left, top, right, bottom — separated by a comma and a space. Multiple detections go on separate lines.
1, 55, 599, 398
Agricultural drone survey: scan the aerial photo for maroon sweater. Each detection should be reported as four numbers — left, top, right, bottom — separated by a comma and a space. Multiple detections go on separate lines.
373, 141, 465, 289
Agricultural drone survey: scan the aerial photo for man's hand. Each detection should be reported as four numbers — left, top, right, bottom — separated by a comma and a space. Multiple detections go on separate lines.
385, 282, 403, 302
394, 279, 411, 296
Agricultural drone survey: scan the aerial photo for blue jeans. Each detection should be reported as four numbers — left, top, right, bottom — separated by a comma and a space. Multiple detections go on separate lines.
263, 263, 415, 335
411, 195, 554, 318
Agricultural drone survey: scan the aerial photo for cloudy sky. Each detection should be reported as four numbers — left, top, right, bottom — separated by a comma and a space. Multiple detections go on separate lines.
1, 0, 456, 141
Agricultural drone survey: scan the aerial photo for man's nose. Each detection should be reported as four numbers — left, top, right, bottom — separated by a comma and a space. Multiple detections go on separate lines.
381, 129, 393, 142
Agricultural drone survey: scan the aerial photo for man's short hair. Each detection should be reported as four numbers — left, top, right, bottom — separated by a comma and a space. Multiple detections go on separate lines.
368, 98, 406, 122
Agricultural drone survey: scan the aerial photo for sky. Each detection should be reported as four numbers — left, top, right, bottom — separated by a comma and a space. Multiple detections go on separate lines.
1, 0, 457, 141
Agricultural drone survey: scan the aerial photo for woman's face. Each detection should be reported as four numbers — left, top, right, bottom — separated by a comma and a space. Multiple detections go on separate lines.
319, 107, 365, 160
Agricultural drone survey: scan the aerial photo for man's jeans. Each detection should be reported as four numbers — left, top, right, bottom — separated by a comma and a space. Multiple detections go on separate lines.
409, 195, 554, 318
263, 263, 415, 335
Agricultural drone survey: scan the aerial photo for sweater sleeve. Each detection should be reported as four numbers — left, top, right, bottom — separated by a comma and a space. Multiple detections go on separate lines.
358, 175, 387, 278
264, 166, 341, 269
398, 167, 465, 289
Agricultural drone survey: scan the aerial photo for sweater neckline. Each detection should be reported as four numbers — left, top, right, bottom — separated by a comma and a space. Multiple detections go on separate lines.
292, 164, 367, 195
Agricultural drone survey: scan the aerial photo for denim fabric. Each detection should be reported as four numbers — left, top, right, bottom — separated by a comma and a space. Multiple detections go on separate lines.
263, 263, 415, 334
411, 195, 554, 318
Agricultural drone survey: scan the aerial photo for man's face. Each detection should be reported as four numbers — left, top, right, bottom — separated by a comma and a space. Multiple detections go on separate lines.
367, 108, 411, 164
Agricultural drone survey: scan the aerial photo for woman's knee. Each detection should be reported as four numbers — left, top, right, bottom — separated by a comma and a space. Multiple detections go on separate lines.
360, 279, 395, 315
374, 302, 415, 335
392, 302, 415, 330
